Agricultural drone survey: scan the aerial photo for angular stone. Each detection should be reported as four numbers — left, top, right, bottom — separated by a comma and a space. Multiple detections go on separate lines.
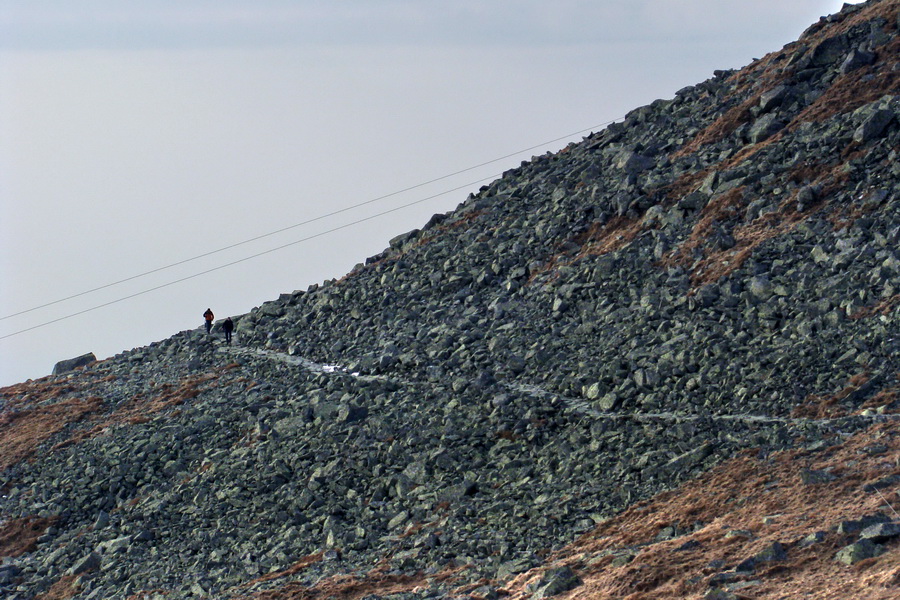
97, 536, 131, 554
583, 382, 603, 400
863, 474, 900, 492
597, 392, 619, 411
388, 511, 410, 530
800, 469, 836, 484
854, 109, 895, 144
497, 556, 537, 580
748, 113, 785, 143
530, 566, 581, 598
389, 229, 420, 249
759, 85, 790, 112
835, 539, 882, 565
52, 352, 97, 375
67, 552, 101, 576
615, 151, 653, 174
755, 541, 787, 563
748, 276, 773, 300
808, 34, 849, 68
0, 564, 20, 585
859, 522, 900, 543
840, 48, 875, 74
798, 531, 827, 548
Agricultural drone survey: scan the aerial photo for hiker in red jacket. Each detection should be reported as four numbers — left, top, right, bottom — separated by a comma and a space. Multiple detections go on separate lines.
203, 308, 214, 334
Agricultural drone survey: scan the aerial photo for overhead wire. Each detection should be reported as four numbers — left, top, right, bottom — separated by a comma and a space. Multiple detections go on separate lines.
0, 172, 503, 340
0, 119, 618, 322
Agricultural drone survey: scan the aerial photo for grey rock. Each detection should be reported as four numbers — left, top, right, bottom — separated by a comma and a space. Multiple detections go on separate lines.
496, 556, 537, 580
854, 109, 895, 144
835, 539, 882, 565
807, 34, 850, 68
800, 469, 837, 484
840, 48, 875, 74
755, 541, 787, 563
615, 151, 653, 175
6, 7, 900, 598
748, 113, 785, 143
0, 564, 20, 585
798, 531, 827, 548
529, 566, 581, 598
863, 474, 900, 492
859, 522, 900, 543
52, 352, 97, 375
748, 276, 773, 300
678, 191, 709, 211
67, 552, 101, 576
389, 229, 421, 250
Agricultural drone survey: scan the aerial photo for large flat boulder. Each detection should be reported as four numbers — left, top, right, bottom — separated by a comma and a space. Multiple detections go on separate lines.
52, 352, 97, 375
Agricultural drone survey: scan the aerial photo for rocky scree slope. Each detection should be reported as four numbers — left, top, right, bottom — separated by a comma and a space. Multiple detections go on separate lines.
2, 1, 900, 598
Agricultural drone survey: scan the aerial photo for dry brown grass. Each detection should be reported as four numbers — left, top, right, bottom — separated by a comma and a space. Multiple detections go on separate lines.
659, 187, 748, 278
33, 575, 81, 600
52, 371, 219, 453
526, 214, 649, 284
0, 396, 104, 471
673, 94, 760, 158
233, 552, 324, 592
225, 421, 900, 600
497, 421, 900, 600
688, 202, 811, 286
672, 0, 898, 163
0, 516, 58, 558
851, 294, 900, 320
236, 568, 426, 600
791, 371, 871, 419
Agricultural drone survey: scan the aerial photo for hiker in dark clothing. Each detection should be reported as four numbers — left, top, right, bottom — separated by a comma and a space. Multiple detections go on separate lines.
223, 317, 234, 344
203, 308, 214, 334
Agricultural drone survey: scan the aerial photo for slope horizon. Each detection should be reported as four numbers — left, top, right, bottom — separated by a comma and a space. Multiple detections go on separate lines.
0, 0, 864, 387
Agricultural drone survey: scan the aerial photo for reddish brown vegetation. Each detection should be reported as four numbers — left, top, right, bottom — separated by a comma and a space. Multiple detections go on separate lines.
674, 0, 898, 161
673, 94, 760, 159
851, 294, 900, 320
0, 516, 58, 559
33, 575, 80, 600
689, 203, 812, 287
237, 568, 427, 600
496, 422, 900, 600
658, 186, 786, 286
0, 396, 104, 471
575, 215, 647, 260
791, 55, 899, 128
222, 422, 900, 600
52, 371, 219, 453
792, 371, 872, 419
233, 552, 324, 592
527, 214, 648, 283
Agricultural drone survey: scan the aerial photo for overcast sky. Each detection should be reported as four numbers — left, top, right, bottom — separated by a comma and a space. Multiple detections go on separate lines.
1, 1, 858, 386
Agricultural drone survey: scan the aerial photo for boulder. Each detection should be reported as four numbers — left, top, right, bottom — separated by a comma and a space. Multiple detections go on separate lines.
52, 352, 97, 375
529, 566, 581, 598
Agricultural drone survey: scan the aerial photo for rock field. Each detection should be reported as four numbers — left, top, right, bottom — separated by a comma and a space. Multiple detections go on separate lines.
2, 1, 900, 598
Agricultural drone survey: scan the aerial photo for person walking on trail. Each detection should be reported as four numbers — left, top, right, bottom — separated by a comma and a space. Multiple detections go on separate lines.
223, 317, 234, 344
203, 308, 214, 334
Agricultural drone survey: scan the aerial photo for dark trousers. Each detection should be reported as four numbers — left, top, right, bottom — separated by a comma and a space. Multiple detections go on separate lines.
205, 321, 212, 334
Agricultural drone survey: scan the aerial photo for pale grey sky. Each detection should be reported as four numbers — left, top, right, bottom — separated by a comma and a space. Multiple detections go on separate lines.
1, 1, 857, 385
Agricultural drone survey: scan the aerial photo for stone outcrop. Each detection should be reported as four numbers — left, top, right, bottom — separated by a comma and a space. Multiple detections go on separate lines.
51, 352, 97, 376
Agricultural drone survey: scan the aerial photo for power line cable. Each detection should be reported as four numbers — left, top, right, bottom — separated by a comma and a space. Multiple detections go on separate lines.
0, 172, 503, 341
0, 120, 617, 322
